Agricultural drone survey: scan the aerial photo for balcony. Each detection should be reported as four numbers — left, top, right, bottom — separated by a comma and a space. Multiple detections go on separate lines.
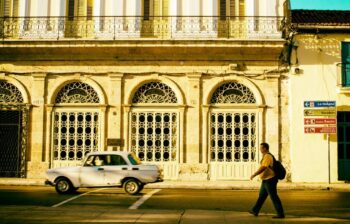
0, 16, 283, 40
337, 63, 350, 90
0, 16, 285, 61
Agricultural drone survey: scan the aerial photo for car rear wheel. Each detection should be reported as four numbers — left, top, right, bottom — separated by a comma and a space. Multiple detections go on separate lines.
123, 179, 140, 195
55, 178, 73, 194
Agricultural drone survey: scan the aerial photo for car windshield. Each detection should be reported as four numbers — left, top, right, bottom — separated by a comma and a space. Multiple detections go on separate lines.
128, 153, 141, 165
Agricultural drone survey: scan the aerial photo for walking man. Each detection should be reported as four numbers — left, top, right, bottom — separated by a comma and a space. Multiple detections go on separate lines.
249, 142, 285, 218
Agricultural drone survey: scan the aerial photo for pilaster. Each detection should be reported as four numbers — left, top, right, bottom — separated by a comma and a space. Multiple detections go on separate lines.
107, 73, 123, 151
185, 73, 202, 164
27, 73, 47, 178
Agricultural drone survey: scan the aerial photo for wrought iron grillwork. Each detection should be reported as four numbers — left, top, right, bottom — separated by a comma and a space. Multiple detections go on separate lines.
211, 82, 256, 104
0, 81, 24, 103
132, 82, 178, 104
0, 104, 29, 178
0, 16, 283, 40
337, 63, 350, 87
130, 112, 178, 163
55, 82, 100, 104
52, 111, 100, 165
210, 112, 257, 162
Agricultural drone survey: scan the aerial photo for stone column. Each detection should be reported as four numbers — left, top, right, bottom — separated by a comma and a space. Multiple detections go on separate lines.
264, 74, 280, 158
108, 73, 123, 151
27, 73, 47, 178
122, 105, 131, 151
201, 105, 210, 164
181, 73, 208, 180
185, 73, 201, 163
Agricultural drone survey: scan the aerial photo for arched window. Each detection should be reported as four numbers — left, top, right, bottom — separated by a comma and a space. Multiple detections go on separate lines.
0, 81, 24, 103
0, 80, 27, 178
209, 81, 257, 180
130, 81, 179, 169
52, 81, 101, 167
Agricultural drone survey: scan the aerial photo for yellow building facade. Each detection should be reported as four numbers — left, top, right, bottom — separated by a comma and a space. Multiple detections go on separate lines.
283, 2, 350, 183
0, 0, 291, 181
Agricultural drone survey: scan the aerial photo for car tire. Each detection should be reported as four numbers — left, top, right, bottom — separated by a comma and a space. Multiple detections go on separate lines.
139, 184, 144, 192
55, 177, 73, 194
123, 179, 140, 195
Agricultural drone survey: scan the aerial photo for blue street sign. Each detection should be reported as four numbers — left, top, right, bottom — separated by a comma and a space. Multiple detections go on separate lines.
304, 101, 336, 108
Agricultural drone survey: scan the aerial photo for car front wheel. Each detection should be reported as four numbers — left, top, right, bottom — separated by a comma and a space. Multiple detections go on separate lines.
123, 179, 141, 195
55, 178, 73, 194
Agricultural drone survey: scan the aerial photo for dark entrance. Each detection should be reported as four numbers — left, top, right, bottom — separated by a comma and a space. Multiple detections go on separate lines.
337, 111, 350, 181
0, 110, 23, 177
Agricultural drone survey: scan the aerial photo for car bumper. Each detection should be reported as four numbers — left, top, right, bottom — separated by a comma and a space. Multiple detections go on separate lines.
45, 180, 55, 186
155, 177, 163, 183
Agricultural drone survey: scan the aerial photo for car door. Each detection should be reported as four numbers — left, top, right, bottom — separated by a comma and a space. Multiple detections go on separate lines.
103, 155, 130, 186
79, 155, 106, 187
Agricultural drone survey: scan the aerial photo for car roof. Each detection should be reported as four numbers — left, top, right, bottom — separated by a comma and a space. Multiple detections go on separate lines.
86, 151, 131, 156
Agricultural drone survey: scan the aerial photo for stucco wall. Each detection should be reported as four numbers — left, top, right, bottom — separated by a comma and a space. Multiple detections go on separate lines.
289, 34, 350, 182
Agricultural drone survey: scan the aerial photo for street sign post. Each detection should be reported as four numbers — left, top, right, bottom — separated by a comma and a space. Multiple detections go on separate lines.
303, 100, 337, 185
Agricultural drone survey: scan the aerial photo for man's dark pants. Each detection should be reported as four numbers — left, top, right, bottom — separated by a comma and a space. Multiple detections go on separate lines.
251, 176, 284, 216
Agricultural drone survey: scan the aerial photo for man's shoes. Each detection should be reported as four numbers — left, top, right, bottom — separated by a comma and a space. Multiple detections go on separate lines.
248, 210, 258, 216
272, 215, 285, 219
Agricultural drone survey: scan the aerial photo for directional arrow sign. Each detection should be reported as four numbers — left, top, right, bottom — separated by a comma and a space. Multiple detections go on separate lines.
304, 127, 337, 134
304, 118, 337, 125
304, 109, 336, 117
304, 101, 336, 108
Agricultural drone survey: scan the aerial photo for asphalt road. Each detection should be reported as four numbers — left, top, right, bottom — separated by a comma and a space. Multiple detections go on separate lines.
0, 186, 349, 223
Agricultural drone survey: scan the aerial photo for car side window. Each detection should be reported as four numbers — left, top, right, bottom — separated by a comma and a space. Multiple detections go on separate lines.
94, 155, 106, 166
84, 156, 95, 166
108, 155, 127, 166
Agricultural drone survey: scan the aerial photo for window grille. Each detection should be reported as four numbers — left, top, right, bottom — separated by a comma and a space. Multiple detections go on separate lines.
210, 112, 256, 162
211, 82, 256, 104
0, 81, 24, 103
53, 111, 99, 162
131, 112, 178, 163
55, 82, 100, 104
132, 82, 178, 104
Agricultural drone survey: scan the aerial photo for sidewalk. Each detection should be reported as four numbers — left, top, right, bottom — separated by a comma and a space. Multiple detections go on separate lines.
0, 205, 346, 224
0, 178, 349, 191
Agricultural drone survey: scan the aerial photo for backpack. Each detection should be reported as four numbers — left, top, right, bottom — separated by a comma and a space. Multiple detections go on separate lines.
269, 153, 286, 180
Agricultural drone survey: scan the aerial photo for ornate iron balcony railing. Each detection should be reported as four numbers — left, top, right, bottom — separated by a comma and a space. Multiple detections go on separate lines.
337, 63, 350, 87
0, 16, 283, 40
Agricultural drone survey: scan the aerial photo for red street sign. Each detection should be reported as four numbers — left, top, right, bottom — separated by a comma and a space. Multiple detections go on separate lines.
304, 127, 337, 134
304, 118, 337, 125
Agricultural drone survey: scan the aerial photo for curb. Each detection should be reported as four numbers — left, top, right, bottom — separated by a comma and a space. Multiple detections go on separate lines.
0, 179, 348, 191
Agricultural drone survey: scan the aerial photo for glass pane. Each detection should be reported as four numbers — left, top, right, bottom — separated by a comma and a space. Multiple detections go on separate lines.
346, 126, 350, 141
338, 144, 344, 159
337, 112, 344, 123
347, 144, 350, 160
346, 112, 350, 123
338, 127, 344, 142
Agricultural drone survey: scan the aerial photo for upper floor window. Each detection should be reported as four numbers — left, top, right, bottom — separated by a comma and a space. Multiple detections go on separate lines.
219, 0, 245, 20
341, 42, 350, 87
143, 0, 150, 20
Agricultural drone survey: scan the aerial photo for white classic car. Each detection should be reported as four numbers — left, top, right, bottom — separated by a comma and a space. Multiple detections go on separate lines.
45, 151, 162, 195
